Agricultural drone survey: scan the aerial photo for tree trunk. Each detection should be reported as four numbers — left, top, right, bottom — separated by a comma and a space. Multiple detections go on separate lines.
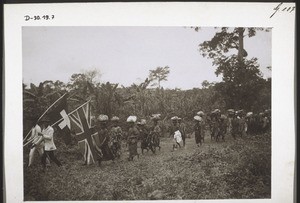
237, 27, 245, 61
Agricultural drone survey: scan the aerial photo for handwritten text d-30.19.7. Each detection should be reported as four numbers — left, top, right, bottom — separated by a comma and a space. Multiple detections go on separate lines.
24, 15, 55, 21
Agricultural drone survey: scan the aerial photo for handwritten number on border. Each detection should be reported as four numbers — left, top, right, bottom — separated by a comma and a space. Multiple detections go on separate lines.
270, 3, 295, 18
24, 15, 55, 21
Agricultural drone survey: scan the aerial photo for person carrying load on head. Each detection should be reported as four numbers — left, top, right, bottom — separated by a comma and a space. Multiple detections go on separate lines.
219, 114, 227, 141
150, 114, 162, 153
137, 119, 152, 154
237, 110, 246, 137
170, 116, 181, 151
196, 111, 205, 143
227, 109, 235, 137
96, 114, 115, 166
127, 116, 140, 161
109, 116, 123, 159
231, 111, 240, 140
261, 111, 269, 133
264, 109, 271, 132
210, 109, 221, 141
169, 116, 179, 137
194, 115, 204, 147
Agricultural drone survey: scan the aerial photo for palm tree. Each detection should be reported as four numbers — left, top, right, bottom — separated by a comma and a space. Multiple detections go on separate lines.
149, 66, 170, 88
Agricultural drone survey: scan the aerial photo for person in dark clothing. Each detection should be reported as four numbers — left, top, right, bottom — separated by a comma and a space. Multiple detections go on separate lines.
193, 115, 203, 147
218, 115, 227, 141
127, 116, 139, 161
210, 109, 221, 142
178, 118, 186, 147
109, 116, 123, 158
138, 119, 152, 154
96, 114, 115, 166
196, 111, 206, 142
150, 115, 162, 152
226, 109, 234, 137
231, 113, 239, 140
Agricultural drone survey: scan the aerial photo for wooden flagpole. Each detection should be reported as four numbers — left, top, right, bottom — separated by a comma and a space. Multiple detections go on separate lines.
23, 99, 91, 147
37, 93, 67, 122
22, 129, 33, 143
50, 99, 91, 127
23, 93, 67, 143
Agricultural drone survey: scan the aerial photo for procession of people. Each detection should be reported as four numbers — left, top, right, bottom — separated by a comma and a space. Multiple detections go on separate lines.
27, 108, 271, 169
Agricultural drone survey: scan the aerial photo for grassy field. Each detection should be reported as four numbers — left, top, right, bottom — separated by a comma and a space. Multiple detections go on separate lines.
24, 131, 271, 200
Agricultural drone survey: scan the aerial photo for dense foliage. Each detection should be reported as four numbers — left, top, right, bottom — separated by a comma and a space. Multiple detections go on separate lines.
23, 71, 270, 136
197, 27, 271, 110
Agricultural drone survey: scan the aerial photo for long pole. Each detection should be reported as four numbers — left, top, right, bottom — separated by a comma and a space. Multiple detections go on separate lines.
23, 136, 35, 147
50, 99, 90, 127
23, 129, 33, 143
37, 93, 67, 122
23, 93, 67, 143
24, 99, 91, 147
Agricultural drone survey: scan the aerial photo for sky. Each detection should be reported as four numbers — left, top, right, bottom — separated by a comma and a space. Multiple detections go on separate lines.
22, 26, 271, 90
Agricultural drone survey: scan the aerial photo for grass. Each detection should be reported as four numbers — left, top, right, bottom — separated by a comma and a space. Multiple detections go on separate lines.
24, 131, 271, 200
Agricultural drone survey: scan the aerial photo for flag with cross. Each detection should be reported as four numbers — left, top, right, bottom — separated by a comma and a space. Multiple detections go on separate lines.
68, 100, 100, 165
47, 93, 72, 145
23, 93, 72, 147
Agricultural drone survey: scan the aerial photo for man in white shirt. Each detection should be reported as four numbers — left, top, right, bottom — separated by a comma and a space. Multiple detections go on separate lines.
38, 116, 62, 170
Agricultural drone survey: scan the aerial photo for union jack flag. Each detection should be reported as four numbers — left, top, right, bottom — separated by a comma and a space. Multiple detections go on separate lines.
69, 101, 100, 165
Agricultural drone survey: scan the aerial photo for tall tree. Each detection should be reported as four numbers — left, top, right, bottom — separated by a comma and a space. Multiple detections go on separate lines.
128, 78, 151, 116
201, 80, 215, 89
83, 69, 101, 84
197, 27, 270, 110
67, 69, 101, 104
98, 82, 119, 117
149, 66, 170, 88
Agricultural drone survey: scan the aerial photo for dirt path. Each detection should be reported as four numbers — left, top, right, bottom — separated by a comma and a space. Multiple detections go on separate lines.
24, 132, 271, 200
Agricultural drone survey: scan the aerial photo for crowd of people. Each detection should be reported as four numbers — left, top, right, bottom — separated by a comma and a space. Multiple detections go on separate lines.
203, 108, 271, 142
27, 108, 271, 169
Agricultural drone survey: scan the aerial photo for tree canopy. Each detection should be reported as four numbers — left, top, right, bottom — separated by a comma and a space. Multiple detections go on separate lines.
197, 27, 271, 110
149, 66, 170, 88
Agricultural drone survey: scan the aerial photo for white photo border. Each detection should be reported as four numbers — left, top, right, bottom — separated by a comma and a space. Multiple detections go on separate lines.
4, 2, 296, 203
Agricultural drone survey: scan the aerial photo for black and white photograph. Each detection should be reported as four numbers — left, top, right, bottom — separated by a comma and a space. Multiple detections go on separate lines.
21, 25, 272, 201
4, 2, 295, 203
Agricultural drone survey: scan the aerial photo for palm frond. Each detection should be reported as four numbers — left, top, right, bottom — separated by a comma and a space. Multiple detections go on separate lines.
24, 90, 37, 98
